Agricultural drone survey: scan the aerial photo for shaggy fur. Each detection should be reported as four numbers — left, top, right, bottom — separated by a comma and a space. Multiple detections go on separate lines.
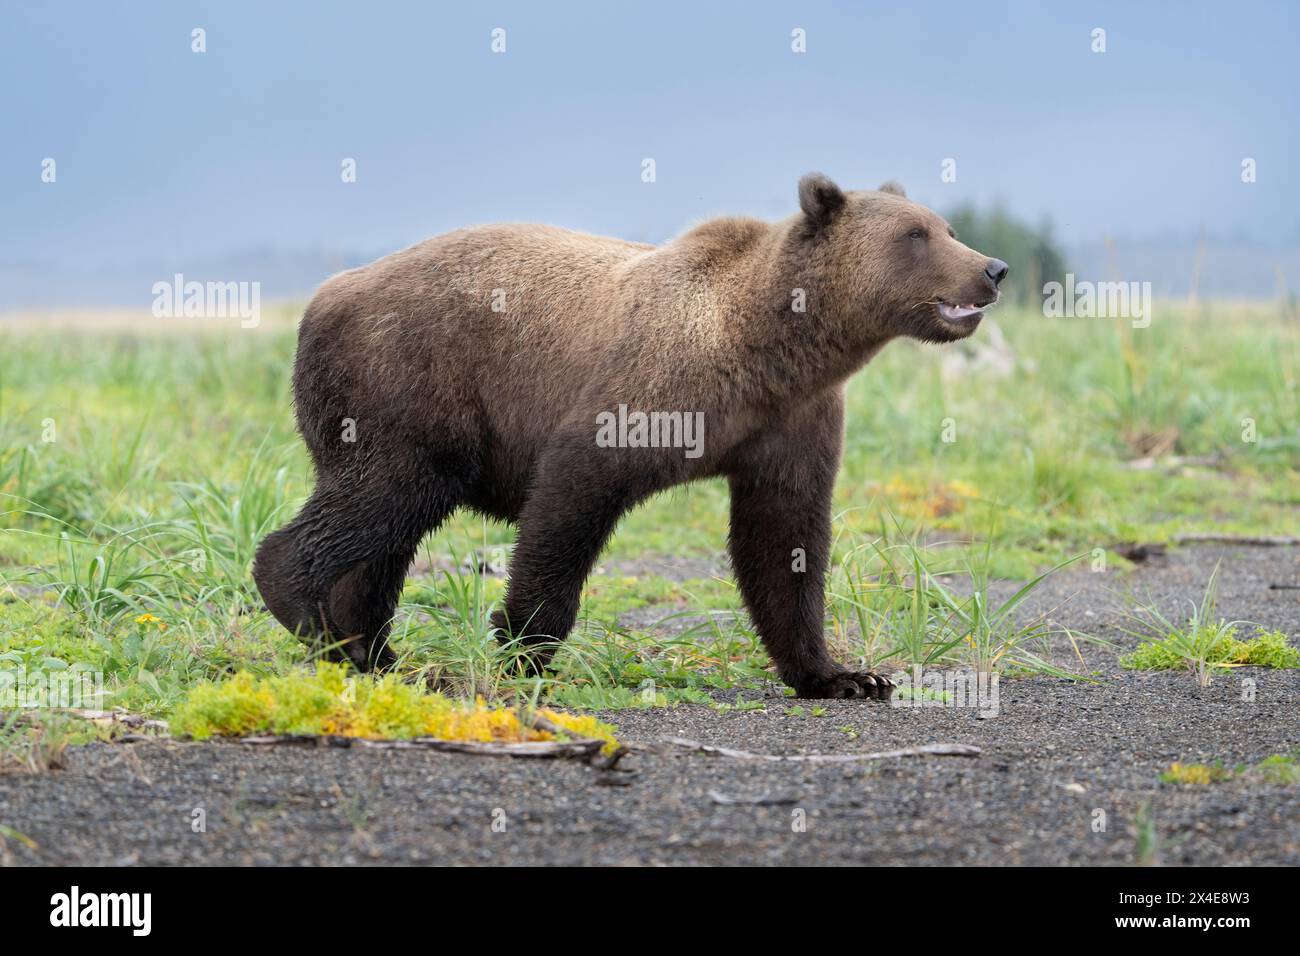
253, 173, 1007, 698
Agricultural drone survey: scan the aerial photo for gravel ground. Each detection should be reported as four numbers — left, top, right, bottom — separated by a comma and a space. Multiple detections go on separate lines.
1, 545, 1296, 866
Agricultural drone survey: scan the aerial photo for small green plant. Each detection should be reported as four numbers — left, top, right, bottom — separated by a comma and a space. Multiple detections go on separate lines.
711, 693, 766, 713
0, 825, 37, 851
893, 685, 952, 704
920, 540, 1092, 676
1249, 753, 1300, 785
1121, 566, 1299, 683
1132, 802, 1161, 866
0, 711, 81, 774
1121, 563, 1231, 686
0, 822, 39, 865
1122, 625, 1299, 675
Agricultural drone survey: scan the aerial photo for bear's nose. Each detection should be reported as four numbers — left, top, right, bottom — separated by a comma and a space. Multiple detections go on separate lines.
984, 258, 1009, 287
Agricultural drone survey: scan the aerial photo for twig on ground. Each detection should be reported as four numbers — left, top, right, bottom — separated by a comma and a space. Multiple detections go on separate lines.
708, 789, 800, 806
53, 705, 628, 767
656, 737, 980, 762
4, 709, 170, 733
1115, 534, 1300, 561
222, 711, 629, 766
233, 733, 607, 759
527, 711, 631, 769
1124, 453, 1225, 472
1172, 533, 1300, 547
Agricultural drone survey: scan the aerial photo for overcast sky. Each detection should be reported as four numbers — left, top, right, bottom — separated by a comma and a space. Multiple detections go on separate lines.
3, 0, 1297, 283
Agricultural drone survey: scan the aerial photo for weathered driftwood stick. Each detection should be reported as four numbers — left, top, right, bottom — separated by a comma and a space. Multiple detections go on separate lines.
527, 712, 630, 769
708, 789, 799, 806
233, 733, 606, 759
1123, 453, 1224, 471
1172, 533, 1300, 547
226, 711, 622, 763
658, 737, 981, 762
4, 709, 171, 733
51, 705, 623, 764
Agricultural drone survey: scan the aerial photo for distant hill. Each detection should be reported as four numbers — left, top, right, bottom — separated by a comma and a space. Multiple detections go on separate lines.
2, 238, 1298, 312
0, 248, 375, 312
1064, 238, 1299, 300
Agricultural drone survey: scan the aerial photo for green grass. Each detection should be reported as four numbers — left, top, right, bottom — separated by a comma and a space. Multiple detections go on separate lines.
828, 524, 1103, 679
1120, 564, 1300, 684
1, 302, 1298, 721
1131, 802, 1162, 866
0, 709, 109, 774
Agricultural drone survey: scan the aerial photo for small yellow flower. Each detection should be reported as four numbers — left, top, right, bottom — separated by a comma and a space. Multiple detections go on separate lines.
1161, 762, 1228, 785
949, 479, 981, 499
134, 613, 166, 631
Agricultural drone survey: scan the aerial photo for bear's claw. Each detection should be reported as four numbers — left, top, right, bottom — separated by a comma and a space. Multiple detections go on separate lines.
796, 669, 896, 701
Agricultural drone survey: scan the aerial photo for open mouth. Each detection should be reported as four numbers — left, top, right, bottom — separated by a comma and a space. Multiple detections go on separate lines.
936, 302, 985, 323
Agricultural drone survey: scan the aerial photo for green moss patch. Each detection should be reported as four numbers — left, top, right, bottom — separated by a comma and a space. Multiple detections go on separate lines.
170, 662, 619, 753
1121, 627, 1299, 672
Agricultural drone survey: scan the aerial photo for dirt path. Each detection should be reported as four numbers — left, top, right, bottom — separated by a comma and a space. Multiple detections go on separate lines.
2, 545, 1297, 866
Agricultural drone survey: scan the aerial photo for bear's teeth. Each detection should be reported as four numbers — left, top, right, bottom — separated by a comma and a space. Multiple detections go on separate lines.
939, 303, 981, 320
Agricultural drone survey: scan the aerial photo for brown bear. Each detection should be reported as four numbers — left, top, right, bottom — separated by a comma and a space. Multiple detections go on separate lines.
253, 173, 1007, 698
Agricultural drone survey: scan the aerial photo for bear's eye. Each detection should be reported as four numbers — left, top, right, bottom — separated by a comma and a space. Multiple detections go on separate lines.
907, 229, 928, 241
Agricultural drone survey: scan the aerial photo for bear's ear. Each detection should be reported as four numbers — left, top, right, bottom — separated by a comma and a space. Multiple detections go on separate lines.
798, 172, 847, 228
878, 180, 907, 198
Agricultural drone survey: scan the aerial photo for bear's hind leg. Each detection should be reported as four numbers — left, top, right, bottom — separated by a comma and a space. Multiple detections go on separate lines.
252, 522, 325, 654
325, 547, 423, 670
253, 475, 459, 671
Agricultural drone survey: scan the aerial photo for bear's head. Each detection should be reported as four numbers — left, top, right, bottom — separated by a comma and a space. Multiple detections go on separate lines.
794, 172, 1008, 344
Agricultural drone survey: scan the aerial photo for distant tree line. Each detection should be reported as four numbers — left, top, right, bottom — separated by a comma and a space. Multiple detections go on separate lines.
945, 205, 1067, 306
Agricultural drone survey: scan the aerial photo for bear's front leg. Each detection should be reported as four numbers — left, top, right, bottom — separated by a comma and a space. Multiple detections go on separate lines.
725, 393, 895, 700
492, 431, 658, 672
